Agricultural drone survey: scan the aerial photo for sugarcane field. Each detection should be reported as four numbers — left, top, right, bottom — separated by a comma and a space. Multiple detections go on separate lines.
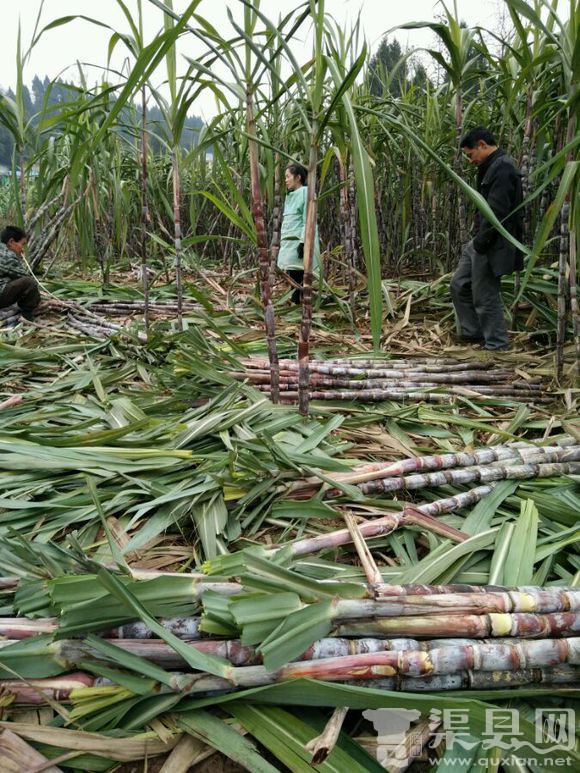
0, 0, 578, 770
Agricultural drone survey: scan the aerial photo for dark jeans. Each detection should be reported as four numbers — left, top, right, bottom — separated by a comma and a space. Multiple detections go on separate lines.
450, 241, 508, 350
0, 277, 41, 313
287, 269, 304, 305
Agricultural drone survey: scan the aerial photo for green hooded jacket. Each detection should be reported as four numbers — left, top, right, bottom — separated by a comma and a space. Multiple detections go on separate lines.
276, 185, 320, 272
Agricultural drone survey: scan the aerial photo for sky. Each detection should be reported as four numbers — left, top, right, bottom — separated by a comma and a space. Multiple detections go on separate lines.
3, 0, 505, 119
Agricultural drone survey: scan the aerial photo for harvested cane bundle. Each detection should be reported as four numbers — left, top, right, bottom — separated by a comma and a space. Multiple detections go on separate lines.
233, 356, 552, 404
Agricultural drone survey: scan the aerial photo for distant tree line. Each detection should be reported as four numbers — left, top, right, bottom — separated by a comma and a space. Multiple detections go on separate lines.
0, 74, 204, 167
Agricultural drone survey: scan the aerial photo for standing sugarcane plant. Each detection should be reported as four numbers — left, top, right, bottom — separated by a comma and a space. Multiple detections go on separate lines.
107, 0, 153, 328
251, 6, 382, 413
243, 5, 280, 402
395, 3, 485, 251
140, 83, 150, 331
170, 0, 284, 398
291, 0, 330, 415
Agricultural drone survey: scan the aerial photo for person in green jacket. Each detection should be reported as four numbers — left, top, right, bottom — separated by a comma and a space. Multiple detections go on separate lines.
277, 163, 320, 303
0, 225, 40, 320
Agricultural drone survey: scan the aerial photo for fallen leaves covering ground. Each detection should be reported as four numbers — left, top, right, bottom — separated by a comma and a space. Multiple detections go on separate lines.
0, 268, 577, 771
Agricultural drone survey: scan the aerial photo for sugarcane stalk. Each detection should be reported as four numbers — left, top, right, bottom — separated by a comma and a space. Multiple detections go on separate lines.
171, 148, 184, 332
347, 159, 359, 318
0, 615, 206, 641
556, 88, 577, 380
0, 578, 19, 589
31, 631, 574, 671
243, 358, 497, 376
236, 373, 539, 390
0, 396, 22, 411
0, 639, 576, 704
333, 590, 580, 619
3, 665, 576, 705
298, 117, 320, 417
335, 611, 579, 639
140, 83, 150, 332
569, 195, 579, 375
268, 638, 579, 681
65, 319, 108, 339
29, 195, 82, 271
279, 390, 453, 403
246, 87, 279, 402
281, 509, 450, 558
374, 583, 579, 597
338, 156, 357, 321
269, 154, 281, 287
256, 383, 548, 401
290, 443, 577, 495
0, 673, 95, 705
354, 461, 580, 497
346, 664, 578, 691
283, 487, 492, 557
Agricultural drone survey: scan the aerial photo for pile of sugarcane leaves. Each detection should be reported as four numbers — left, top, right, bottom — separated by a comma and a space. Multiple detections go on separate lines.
0, 279, 578, 772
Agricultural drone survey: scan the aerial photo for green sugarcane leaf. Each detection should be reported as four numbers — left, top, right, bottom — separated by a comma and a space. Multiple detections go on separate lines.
516, 161, 578, 301
294, 414, 344, 453
488, 522, 515, 585
271, 499, 340, 519
86, 476, 129, 571
193, 492, 228, 560
239, 554, 366, 600
462, 481, 519, 536
0, 636, 64, 678
503, 499, 539, 586
513, 488, 580, 527
433, 737, 481, 772
176, 710, 278, 773
228, 704, 371, 773
258, 599, 333, 672
79, 660, 157, 696
122, 692, 184, 731
84, 634, 176, 689
93, 567, 231, 678
181, 680, 580, 768
326, 57, 382, 350
398, 529, 498, 585
231, 592, 303, 645
194, 190, 256, 241
535, 529, 580, 562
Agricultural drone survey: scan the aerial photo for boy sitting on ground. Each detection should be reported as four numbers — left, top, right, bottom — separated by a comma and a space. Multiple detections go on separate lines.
0, 225, 40, 321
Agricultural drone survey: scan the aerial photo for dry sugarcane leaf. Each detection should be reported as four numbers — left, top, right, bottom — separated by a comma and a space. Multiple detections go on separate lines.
0, 728, 64, 773
0, 722, 179, 761
158, 732, 219, 772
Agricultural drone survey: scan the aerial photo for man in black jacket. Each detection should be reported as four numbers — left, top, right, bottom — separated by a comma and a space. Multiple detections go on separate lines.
451, 127, 524, 350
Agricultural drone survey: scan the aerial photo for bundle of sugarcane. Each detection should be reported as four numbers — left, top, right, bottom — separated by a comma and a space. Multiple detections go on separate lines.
0, 577, 577, 704
0, 305, 22, 328
233, 357, 551, 403
0, 297, 127, 339
0, 640, 577, 702
86, 299, 209, 316
287, 438, 580, 500
64, 311, 147, 341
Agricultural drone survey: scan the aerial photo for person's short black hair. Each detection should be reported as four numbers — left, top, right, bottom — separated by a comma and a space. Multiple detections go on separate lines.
1, 225, 26, 244
286, 163, 308, 185
460, 127, 497, 148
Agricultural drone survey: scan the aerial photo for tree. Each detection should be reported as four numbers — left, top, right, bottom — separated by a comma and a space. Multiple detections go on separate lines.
368, 37, 408, 98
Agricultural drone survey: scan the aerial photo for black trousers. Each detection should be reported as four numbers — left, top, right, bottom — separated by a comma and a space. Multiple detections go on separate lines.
287, 269, 303, 304
0, 277, 41, 312
450, 241, 508, 350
